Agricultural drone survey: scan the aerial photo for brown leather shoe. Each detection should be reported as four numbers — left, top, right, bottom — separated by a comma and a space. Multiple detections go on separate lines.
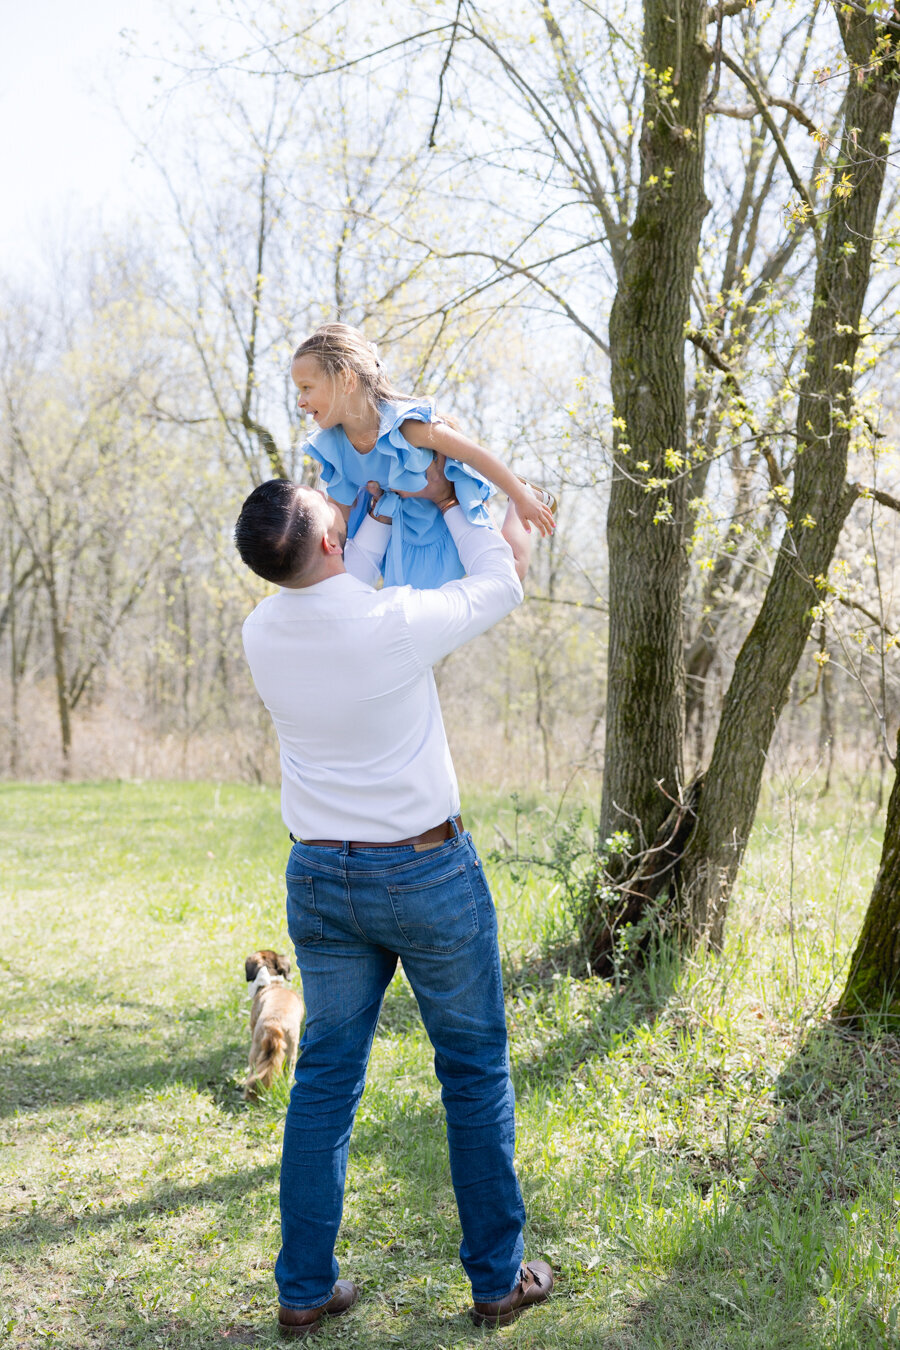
470, 1260, 554, 1327
278, 1281, 358, 1338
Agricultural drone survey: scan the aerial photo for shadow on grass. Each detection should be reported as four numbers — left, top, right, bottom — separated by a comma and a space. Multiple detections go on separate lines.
6, 938, 680, 1150
605, 1023, 900, 1350
504, 942, 683, 1099
7, 901, 681, 1124
4, 977, 255, 1119
79, 1319, 272, 1350
375, 935, 684, 1102
5, 1029, 248, 1119
1, 1163, 279, 1255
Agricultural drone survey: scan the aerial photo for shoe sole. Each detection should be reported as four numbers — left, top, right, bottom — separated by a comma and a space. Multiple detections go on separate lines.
470, 1307, 523, 1327
279, 1288, 359, 1338
470, 1293, 551, 1328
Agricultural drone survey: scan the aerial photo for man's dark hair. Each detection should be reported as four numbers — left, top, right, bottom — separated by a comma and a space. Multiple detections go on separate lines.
234, 480, 319, 585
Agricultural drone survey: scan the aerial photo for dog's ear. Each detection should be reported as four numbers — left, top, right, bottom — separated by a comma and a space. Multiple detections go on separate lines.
274, 953, 291, 979
245, 953, 262, 982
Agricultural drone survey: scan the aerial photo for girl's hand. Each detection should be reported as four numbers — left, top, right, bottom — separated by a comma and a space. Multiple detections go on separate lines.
365, 481, 392, 525
512, 483, 556, 537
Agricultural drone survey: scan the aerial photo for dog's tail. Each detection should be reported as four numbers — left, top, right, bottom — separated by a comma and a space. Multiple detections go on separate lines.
243, 1021, 288, 1099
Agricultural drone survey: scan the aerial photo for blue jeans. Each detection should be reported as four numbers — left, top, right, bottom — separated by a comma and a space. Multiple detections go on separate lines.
275, 823, 526, 1309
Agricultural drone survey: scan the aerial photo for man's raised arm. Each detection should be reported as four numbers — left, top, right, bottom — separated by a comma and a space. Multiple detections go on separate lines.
343, 510, 391, 586
400, 457, 524, 668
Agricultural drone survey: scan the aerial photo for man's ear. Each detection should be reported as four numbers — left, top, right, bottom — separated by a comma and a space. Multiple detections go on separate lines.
321, 526, 343, 556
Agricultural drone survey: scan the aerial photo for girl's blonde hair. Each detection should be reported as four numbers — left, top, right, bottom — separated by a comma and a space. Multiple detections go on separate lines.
292, 323, 415, 411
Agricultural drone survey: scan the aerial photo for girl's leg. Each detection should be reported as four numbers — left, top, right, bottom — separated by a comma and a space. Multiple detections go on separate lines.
500, 501, 534, 582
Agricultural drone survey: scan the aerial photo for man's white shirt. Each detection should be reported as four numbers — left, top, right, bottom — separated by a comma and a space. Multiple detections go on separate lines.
242, 507, 523, 841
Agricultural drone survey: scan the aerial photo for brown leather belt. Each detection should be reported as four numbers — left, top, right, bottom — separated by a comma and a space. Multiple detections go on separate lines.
294, 815, 464, 849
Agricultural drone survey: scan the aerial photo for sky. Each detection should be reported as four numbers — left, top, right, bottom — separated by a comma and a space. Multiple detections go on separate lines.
0, 0, 191, 271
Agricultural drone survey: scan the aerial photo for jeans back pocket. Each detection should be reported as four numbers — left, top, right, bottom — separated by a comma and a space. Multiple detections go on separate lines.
387, 863, 479, 953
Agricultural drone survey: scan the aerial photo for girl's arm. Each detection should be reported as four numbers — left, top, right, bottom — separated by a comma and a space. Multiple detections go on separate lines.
400, 419, 554, 537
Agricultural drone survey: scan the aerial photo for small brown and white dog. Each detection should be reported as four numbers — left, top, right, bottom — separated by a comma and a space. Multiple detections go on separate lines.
243, 950, 304, 1099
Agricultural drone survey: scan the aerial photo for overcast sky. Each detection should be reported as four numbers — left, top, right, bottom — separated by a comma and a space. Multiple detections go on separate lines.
0, 0, 189, 271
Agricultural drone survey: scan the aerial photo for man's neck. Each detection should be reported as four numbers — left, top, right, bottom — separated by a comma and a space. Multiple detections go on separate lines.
282, 556, 346, 590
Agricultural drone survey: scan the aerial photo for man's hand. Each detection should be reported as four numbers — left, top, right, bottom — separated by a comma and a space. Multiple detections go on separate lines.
397, 454, 458, 513
365, 482, 392, 525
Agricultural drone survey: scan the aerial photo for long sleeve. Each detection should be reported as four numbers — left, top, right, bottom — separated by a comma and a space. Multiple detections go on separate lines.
343, 514, 391, 586
402, 506, 523, 667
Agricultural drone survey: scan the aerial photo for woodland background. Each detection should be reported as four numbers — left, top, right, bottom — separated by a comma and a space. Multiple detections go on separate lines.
2, 0, 897, 801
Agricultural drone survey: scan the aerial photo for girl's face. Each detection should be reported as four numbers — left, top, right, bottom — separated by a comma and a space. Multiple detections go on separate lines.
291, 355, 350, 429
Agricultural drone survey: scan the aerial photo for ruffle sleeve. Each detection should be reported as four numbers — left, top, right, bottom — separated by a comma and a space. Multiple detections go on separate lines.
376, 400, 440, 491
303, 427, 359, 506
379, 400, 495, 525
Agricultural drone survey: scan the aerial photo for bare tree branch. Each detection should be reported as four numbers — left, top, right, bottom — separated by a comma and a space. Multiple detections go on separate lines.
429, 0, 463, 149
852, 482, 900, 514
686, 327, 734, 373
527, 594, 606, 614
705, 0, 755, 18
708, 102, 756, 119
718, 50, 820, 245
836, 591, 897, 639
768, 96, 819, 135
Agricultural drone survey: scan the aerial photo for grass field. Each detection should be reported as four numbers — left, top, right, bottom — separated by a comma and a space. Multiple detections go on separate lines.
2, 779, 899, 1349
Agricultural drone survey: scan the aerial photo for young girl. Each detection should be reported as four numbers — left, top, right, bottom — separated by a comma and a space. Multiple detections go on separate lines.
291, 323, 555, 587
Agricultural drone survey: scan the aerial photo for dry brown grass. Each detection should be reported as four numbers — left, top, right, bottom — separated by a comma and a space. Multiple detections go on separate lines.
0, 678, 602, 789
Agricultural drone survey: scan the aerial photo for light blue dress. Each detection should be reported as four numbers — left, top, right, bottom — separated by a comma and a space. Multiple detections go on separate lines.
305, 398, 495, 588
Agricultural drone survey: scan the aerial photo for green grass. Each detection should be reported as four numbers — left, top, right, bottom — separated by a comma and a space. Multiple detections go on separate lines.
1, 779, 899, 1348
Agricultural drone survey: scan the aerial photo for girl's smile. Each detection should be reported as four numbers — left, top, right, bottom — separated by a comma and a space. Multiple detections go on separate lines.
291, 354, 346, 429
291, 353, 380, 450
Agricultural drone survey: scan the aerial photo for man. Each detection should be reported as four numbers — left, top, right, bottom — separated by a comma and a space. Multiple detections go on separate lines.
234, 459, 554, 1337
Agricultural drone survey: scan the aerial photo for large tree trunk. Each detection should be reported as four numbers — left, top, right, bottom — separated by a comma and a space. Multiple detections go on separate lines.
838, 730, 900, 1021
678, 5, 900, 943
601, 0, 712, 848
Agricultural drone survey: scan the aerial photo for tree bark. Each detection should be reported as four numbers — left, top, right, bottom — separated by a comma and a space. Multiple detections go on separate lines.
838, 728, 900, 1021
678, 4, 900, 942
601, 0, 712, 848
